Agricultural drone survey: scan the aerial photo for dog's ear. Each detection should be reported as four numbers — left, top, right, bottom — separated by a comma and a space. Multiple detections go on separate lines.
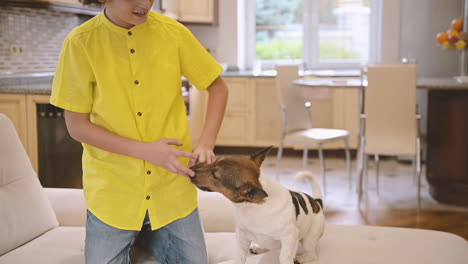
250, 146, 273, 167
239, 184, 268, 201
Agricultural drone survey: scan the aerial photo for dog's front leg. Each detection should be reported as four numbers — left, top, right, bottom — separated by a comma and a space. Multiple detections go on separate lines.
235, 227, 251, 264
279, 226, 299, 264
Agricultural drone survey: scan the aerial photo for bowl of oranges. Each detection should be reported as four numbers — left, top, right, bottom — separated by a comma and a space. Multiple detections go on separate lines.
436, 18, 468, 50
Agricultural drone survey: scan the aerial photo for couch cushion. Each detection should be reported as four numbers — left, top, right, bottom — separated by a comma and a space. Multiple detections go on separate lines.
1, 224, 466, 263
212, 225, 468, 264
317, 225, 468, 264
0, 227, 85, 264
0, 114, 58, 255
198, 191, 236, 233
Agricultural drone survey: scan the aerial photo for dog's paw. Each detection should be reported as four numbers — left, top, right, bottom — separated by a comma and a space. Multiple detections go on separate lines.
295, 254, 318, 264
248, 243, 268, 255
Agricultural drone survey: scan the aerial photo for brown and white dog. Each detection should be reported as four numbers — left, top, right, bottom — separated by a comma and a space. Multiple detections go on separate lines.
190, 147, 325, 264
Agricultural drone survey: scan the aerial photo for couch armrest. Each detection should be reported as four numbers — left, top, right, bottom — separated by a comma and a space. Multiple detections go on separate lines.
43, 188, 87, 227
197, 190, 236, 233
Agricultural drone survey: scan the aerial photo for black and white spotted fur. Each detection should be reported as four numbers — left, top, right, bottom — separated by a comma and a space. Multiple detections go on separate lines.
233, 170, 325, 264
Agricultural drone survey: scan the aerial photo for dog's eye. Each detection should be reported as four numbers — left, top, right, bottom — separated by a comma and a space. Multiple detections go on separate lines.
211, 171, 218, 180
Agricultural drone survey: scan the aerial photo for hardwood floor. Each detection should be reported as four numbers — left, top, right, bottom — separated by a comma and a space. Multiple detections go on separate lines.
325, 210, 468, 240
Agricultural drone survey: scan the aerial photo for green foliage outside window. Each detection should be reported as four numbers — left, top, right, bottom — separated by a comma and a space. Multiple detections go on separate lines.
256, 39, 302, 60
319, 40, 361, 60
256, 39, 360, 60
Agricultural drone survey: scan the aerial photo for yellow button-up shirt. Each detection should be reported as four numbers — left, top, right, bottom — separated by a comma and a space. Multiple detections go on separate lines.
50, 11, 223, 230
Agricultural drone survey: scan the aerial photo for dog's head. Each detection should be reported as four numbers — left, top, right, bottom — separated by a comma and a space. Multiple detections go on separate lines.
190, 147, 273, 204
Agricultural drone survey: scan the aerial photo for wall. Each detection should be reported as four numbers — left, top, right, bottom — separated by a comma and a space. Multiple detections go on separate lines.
400, 0, 462, 78
187, 0, 239, 69
400, 0, 463, 134
0, 7, 81, 74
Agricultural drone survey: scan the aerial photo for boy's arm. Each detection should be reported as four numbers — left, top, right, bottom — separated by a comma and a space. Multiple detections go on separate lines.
64, 111, 197, 177
193, 76, 228, 164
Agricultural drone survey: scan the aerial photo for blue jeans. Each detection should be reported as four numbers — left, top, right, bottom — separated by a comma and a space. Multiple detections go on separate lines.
85, 209, 208, 264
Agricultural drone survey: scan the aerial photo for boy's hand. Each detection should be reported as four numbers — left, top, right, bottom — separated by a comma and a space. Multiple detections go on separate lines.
190, 145, 216, 167
143, 138, 198, 177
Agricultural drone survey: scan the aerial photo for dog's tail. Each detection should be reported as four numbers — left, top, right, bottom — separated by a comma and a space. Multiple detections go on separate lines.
295, 170, 323, 200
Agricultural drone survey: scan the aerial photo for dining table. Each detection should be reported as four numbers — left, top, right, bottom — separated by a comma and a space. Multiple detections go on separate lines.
293, 76, 468, 207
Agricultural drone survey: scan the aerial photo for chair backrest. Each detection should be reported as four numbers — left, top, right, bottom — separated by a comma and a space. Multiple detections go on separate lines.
275, 65, 312, 133
364, 63, 417, 155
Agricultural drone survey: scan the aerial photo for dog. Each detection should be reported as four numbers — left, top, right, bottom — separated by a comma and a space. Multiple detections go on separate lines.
190, 146, 325, 264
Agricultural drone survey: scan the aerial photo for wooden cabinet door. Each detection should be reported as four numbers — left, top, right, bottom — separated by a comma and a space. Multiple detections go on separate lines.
161, 0, 179, 19
178, 0, 217, 24
216, 78, 252, 146
252, 78, 282, 146
0, 94, 28, 150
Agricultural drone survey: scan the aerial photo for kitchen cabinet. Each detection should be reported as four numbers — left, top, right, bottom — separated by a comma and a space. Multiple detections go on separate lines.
0, 94, 28, 151
252, 78, 282, 146
155, 0, 179, 20
177, 0, 218, 24
215, 78, 253, 145
190, 77, 253, 146
0, 93, 50, 173
190, 76, 360, 149
1, 0, 102, 15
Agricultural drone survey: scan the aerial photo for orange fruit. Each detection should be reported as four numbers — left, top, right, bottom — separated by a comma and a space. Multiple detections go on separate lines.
451, 18, 464, 32
436, 32, 448, 44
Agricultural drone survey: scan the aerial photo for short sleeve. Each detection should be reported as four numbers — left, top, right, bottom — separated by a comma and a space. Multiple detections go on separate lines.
50, 35, 95, 113
178, 26, 223, 90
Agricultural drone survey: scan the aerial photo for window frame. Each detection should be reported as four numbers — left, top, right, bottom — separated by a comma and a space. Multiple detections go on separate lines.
246, 0, 384, 70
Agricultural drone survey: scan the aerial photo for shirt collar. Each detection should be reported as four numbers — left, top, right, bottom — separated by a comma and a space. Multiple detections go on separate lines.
99, 9, 146, 35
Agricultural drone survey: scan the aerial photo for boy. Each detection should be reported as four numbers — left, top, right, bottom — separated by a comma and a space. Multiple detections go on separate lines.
50, 0, 228, 263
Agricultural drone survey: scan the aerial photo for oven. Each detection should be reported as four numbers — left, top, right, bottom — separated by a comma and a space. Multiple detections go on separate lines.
37, 104, 83, 188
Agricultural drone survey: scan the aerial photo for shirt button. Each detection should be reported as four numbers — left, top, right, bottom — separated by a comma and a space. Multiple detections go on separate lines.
128, 31, 132, 36
147, 170, 152, 175
137, 112, 142, 117
130, 49, 135, 53
134, 80, 139, 85
146, 195, 151, 200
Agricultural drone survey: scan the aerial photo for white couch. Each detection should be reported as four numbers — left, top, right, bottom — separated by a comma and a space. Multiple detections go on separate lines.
1, 113, 467, 264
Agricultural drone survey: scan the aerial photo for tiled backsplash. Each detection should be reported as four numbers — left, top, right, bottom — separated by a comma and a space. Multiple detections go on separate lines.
0, 7, 81, 74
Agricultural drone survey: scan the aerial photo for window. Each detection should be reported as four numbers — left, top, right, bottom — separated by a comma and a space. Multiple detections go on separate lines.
250, 0, 378, 70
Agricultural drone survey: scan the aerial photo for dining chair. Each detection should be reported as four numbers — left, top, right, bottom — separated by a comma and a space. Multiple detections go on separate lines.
357, 63, 422, 211
275, 65, 352, 194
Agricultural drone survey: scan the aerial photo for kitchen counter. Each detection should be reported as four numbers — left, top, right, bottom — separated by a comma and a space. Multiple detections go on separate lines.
293, 77, 468, 90
3, 72, 468, 94
0, 73, 54, 94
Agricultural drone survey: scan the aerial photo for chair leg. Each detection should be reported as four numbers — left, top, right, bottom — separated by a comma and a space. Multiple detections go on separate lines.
302, 146, 309, 170
357, 154, 366, 209
318, 144, 326, 195
344, 138, 352, 190
364, 154, 369, 194
374, 154, 380, 197
276, 141, 285, 181
416, 137, 422, 213
356, 136, 365, 194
